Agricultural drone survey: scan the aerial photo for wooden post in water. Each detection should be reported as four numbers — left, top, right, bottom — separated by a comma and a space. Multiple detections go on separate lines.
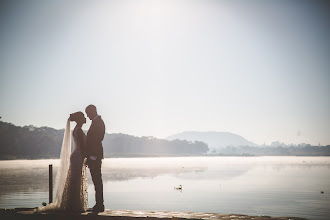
49, 164, 53, 204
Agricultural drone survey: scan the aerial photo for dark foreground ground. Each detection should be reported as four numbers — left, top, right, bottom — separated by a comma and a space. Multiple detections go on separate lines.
0, 208, 308, 220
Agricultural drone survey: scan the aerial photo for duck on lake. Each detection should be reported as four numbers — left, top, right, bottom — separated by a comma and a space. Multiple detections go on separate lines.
174, 185, 182, 190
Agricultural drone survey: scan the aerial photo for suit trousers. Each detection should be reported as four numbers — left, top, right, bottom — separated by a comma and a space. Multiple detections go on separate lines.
88, 159, 104, 205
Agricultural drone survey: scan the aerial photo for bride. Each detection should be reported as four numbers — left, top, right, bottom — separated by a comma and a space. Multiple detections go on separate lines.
37, 112, 88, 213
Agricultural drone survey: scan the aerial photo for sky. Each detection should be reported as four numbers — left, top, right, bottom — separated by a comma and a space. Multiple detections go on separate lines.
0, 0, 329, 145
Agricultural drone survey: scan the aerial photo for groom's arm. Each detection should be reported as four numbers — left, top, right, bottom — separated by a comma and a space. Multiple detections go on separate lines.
87, 119, 105, 159
94, 120, 105, 146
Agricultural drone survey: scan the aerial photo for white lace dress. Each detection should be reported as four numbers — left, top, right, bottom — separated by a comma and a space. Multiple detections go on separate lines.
60, 126, 88, 212
37, 125, 88, 213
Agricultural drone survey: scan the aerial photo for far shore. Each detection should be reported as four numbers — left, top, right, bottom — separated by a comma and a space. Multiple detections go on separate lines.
1, 154, 330, 160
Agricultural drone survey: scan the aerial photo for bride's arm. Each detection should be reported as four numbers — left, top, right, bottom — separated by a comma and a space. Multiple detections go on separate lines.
77, 129, 87, 158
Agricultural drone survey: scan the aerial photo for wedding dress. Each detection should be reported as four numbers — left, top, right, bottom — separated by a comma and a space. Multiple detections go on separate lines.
37, 119, 88, 213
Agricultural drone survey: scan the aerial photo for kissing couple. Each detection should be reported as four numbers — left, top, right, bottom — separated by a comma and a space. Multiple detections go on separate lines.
37, 104, 105, 213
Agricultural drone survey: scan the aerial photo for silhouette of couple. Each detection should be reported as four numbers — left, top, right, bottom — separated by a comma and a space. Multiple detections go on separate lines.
68, 104, 105, 213
38, 105, 105, 213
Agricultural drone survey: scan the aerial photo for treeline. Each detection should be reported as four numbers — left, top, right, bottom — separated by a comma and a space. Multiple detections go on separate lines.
212, 145, 330, 156
0, 121, 209, 159
0, 121, 64, 159
1, 120, 329, 159
103, 133, 208, 157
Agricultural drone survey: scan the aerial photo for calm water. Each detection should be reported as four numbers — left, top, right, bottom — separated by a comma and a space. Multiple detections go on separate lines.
0, 157, 329, 220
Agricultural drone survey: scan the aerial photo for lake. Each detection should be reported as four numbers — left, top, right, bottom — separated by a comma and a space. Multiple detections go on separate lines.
0, 156, 329, 220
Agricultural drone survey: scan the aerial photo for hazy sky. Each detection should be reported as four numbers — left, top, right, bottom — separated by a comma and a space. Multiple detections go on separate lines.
0, 0, 329, 145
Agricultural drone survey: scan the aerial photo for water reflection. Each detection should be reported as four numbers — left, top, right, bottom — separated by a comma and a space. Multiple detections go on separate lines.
1, 157, 329, 194
0, 157, 329, 220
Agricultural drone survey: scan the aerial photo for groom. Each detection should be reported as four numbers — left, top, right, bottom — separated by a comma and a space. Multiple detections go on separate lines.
85, 104, 105, 212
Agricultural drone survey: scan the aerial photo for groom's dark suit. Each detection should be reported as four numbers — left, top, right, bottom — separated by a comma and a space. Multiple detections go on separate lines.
87, 115, 105, 206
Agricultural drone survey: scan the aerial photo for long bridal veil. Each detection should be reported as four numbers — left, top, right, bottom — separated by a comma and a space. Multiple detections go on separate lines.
37, 119, 71, 212
53, 118, 71, 206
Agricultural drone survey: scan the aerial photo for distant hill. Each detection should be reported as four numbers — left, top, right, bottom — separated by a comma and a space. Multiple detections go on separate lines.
166, 131, 257, 148
1, 121, 329, 158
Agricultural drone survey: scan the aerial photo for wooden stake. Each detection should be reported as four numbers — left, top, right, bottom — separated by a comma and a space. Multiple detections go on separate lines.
49, 164, 53, 204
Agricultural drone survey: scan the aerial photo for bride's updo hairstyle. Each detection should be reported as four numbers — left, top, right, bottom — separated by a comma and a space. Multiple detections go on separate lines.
70, 111, 85, 122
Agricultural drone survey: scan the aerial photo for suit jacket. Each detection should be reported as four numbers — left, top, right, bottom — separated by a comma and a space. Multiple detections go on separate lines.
87, 115, 105, 159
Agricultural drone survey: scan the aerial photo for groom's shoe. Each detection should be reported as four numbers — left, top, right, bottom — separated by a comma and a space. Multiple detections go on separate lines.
92, 204, 105, 213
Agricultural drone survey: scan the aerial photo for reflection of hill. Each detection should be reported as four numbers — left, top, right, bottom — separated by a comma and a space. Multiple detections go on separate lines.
101, 167, 208, 182
99, 158, 253, 182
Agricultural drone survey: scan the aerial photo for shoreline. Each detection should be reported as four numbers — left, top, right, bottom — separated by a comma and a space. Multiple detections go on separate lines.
0, 208, 308, 220
1, 155, 330, 161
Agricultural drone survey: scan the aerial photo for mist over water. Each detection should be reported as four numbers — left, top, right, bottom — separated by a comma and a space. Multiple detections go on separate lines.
0, 157, 329, 219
